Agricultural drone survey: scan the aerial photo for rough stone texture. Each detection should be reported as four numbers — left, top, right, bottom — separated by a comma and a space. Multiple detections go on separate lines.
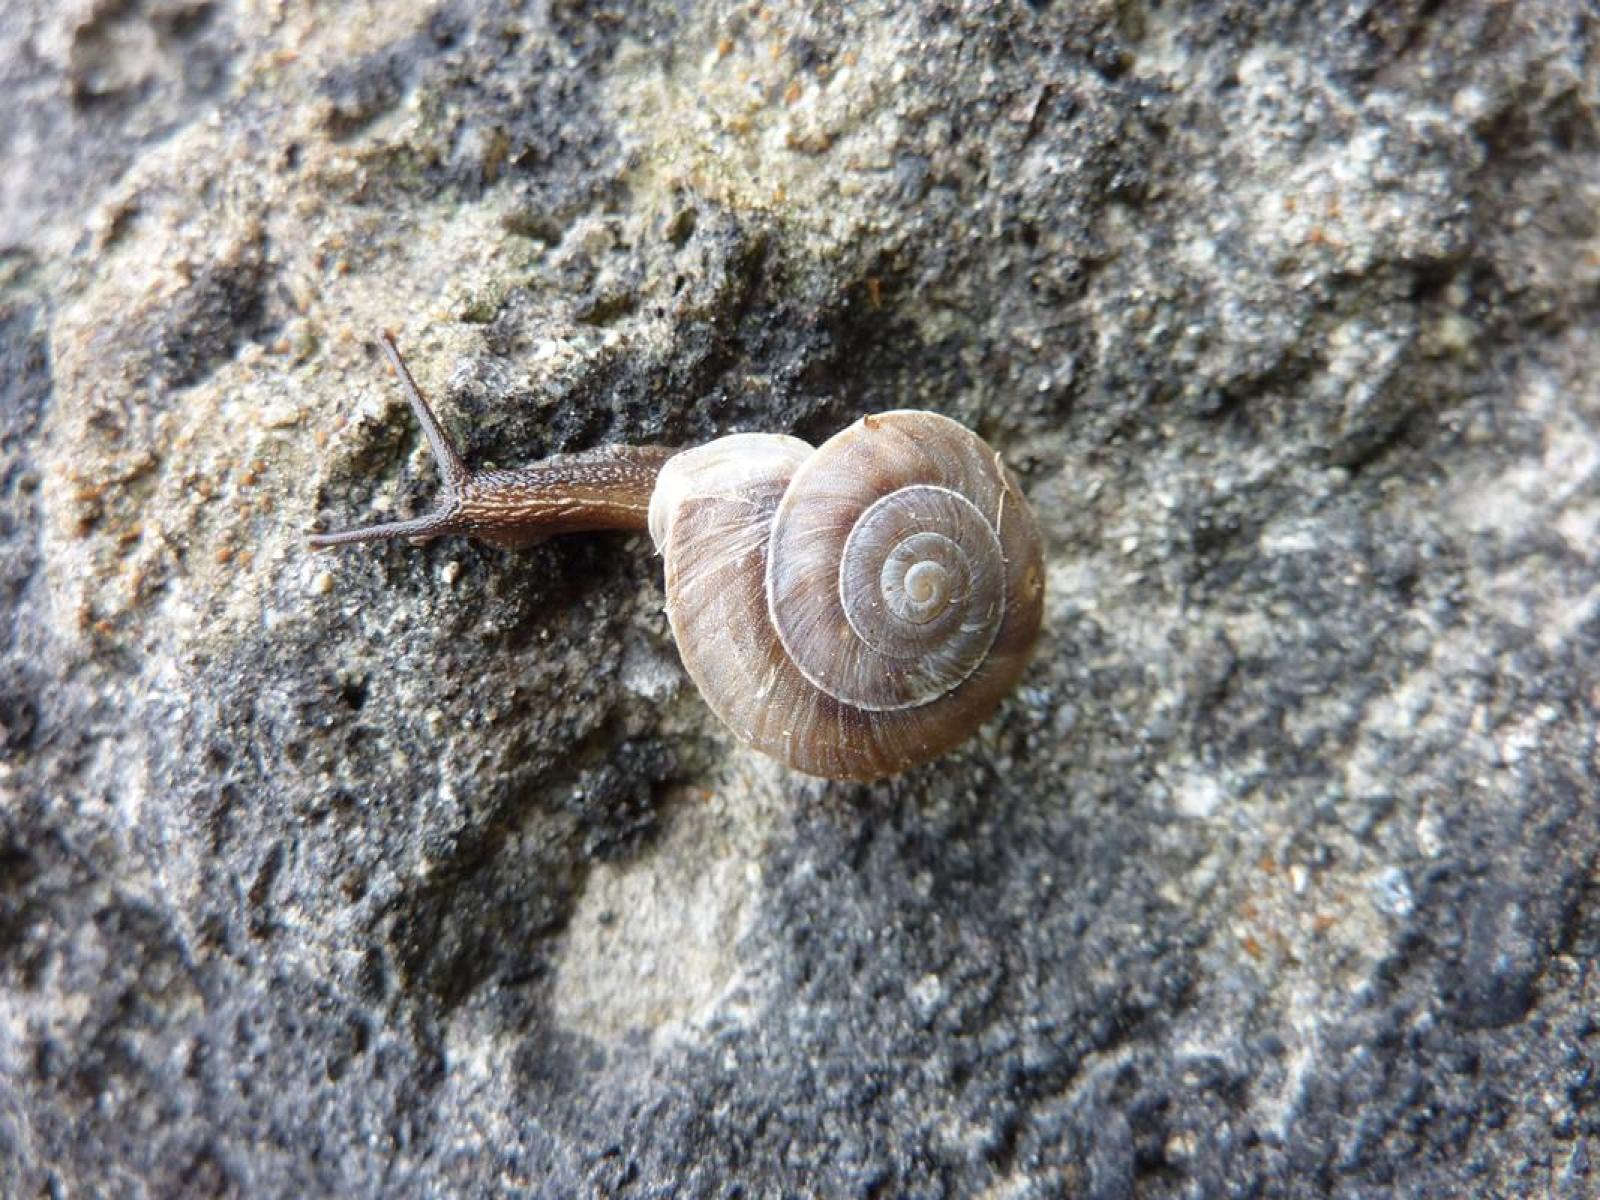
2, 0, 1597, 1196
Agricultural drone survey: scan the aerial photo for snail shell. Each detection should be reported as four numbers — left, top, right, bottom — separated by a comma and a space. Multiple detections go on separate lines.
648, 412, 1044, 781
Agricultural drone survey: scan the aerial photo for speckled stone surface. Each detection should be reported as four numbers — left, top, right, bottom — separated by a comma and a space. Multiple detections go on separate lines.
2, 1, 1596, 1196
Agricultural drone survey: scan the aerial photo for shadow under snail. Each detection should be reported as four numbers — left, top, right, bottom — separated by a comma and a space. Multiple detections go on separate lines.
311, 332, 1045, 781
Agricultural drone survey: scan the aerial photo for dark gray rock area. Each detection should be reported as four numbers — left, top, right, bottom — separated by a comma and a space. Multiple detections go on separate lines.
2, 1, 1597, 1196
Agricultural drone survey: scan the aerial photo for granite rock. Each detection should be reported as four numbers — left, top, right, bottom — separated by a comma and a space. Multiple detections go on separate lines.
1, 1, 1596, 1196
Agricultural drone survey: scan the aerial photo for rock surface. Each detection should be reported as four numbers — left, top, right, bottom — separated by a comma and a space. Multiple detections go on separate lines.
2, 0, 1597, 1196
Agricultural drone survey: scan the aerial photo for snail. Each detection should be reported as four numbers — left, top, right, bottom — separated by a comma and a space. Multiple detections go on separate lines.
311, 333, 1044, 781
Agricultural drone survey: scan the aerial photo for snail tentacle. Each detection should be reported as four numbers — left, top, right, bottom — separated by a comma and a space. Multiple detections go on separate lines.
310, 332, 673, 550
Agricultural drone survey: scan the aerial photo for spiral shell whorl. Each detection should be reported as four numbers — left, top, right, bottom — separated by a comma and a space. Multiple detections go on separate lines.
654, 410, 1043, 781
767, 416, 1010, 712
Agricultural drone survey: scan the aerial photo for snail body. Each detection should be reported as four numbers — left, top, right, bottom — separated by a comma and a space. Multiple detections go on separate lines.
313, 334, 1044, 781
